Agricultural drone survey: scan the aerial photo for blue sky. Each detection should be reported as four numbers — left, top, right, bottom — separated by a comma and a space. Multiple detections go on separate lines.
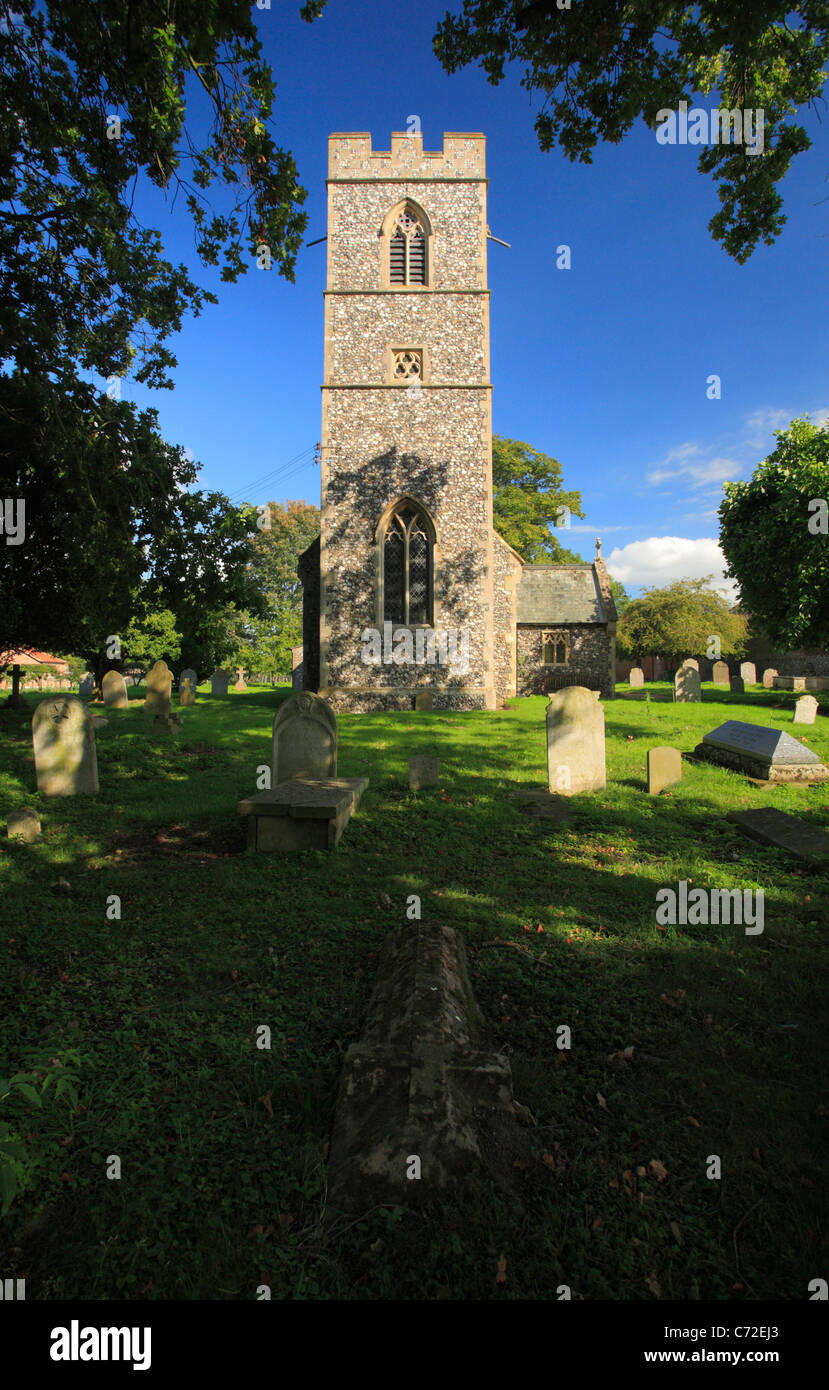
123, 0, 829, 598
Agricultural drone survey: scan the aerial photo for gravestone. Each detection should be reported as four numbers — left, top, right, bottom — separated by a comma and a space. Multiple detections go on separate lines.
32, 697, 99, 796
546, 686, 605, 795
7, 807, 41, 842
804, 676, 829, 692
730, 675, 745, 694
762, 668, 778, 689
272, 691, 337, 784
179, 677, 195, 707
793, 694, 818, 725
210, 668, 231, 695
145, 660, 173, 716
695, 720, 829, 782
727, 808, 829, 866
291, 646, 304, 691
740, 662, 757, 685
774, 676, 806, 691
79, 673, 94, 696
647, 746, 682, 795
239, 777, 368, 851
326, 924, 518, 1215
681, 658, 699, 671
179, 668, 197, 698
712, 661, 730, 687
629, 667, 644, 688
414, 692, 433, 711
674, 666, 701, 702
102, 670, 128, 709
234, 667, 247, 692
409, 755, 439, 789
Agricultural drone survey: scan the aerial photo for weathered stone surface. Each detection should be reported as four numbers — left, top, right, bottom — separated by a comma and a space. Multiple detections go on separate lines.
78, 673, 94, 696
730, 675, 745, 694
805, 676, 829, 692
546, 685, 605, 795
774, 676, 806, 691
629, 667, 644, 687
180, 667, 197, 695
238, 776, 368, 850
762, 668, 778, 689
210, 668, 231, 695
674, 666, 701, 702
740, 662, 757, 685
409, 755, 439, 789
712, 661, 730, 686
414, 692, 433, 711
647, 746, 682, 795
32, 697, 99, 796
7, 807, 41, 841
234, 667, 247, 691
793, 694, 818, 725
727, 808, 829, 865
682, 658, 699, 671
179, 677, 195, 707
696, 720, 829, 782
272, 691, 337, 784
145, 660, 173, 716
326, 924, 515, 1214
102, 670, 128, 709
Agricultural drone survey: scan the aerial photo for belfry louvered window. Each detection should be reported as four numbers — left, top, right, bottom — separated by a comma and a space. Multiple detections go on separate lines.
382, 503, 432, 624
389, 208, 427, 286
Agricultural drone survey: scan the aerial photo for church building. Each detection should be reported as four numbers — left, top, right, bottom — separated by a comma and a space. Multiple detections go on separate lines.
298, 131, 616, 710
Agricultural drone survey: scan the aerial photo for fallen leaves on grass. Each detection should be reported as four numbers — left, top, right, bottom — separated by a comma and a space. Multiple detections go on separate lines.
649, 1159, 668, 1182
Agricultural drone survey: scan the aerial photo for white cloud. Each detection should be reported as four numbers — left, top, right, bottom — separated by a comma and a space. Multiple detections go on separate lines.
646, 452, 742, 490
605, 536, 737, 599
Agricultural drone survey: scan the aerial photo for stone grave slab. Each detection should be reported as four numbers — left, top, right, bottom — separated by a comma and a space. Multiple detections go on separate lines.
675, 666, 701, 702
179, 677, 195, 707
238, 776, 368, 851
712, 661, 730, 686
102, 670, 128, 709
629, 667, 644, 687
805, 677, 829, 692
695, 720, 829, 782
180, 667, 197, 695
546, 686, 605, 795
210, 668, 231, 695
79, 673, 94, 696
793, 695, 818, 725
326, 924, 518, 1216
727, 808, 829, 866
647, 746, 682, 795
272, 691, 337, 784
32, 697, 99, 795
7, 807, 41, 842
730, 675, 745, 694
145, 660, 173, 715
774, 676, 806, 691
681, 658, 699, 671
762, 668, 778, 689
740, 662, 757, 685
409, 755, 439, 789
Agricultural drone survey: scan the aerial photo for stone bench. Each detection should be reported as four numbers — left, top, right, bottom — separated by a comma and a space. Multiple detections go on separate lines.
238, 776, 369, 851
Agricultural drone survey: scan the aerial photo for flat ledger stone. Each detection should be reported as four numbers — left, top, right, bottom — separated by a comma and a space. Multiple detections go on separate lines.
727, 808, 829, 865
696, 720, 829, 782
238, 776, 368, 850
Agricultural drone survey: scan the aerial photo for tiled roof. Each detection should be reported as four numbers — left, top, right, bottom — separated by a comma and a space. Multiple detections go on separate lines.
516, 565, 607, 625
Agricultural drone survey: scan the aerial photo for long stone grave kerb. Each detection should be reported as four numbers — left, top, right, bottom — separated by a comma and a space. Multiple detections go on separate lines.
326, 924, 518, 1215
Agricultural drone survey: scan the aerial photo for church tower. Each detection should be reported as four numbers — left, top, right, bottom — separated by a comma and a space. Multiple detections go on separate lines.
299, 131, 518, 711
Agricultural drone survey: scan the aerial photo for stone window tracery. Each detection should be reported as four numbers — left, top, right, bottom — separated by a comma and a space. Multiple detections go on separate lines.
382, 502, 433, 625
542, 631, 569, 665
388, 205, 428, 286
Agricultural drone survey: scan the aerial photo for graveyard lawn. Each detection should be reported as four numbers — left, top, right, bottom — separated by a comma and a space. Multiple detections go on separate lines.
1, 682, 827, 1301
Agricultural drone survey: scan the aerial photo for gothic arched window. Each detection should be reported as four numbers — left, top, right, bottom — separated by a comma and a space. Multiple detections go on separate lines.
542, 632, 569, 665
386, 204, 429, 286
382, 502, 433, 624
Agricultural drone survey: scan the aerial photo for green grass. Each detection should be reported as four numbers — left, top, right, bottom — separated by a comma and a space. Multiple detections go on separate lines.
1, 681, 827, 1300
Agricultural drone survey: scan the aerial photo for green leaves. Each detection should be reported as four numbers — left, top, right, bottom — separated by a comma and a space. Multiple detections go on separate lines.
492, 435, 584, 562
433, 1, 829, 261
